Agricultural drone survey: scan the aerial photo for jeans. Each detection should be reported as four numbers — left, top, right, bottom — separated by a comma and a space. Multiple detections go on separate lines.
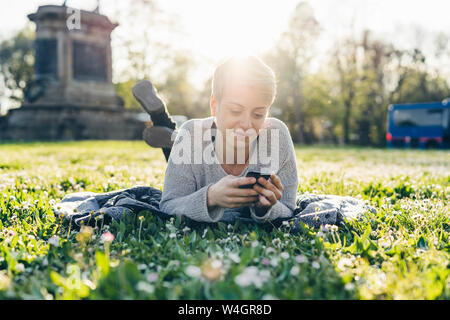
149, 110, 177, 161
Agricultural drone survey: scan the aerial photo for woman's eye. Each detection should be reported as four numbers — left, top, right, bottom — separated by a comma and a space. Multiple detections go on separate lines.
231, 110, 241, 115
254, 114, 264, 118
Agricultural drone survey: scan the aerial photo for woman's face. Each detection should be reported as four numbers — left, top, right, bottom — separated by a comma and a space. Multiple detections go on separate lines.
210, 81, 271, 151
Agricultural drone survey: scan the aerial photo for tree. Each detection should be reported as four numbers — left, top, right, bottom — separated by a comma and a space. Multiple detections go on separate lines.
193, 75, 213, 119
264, 1, 320, 143
110, 0, 188, 83
332, 36, 359, 145
114, 80, 142, 110
302, 72, 341, 144
329, 29, 450, 146
356, 30, 395, 146
0, 24, 34, 110
110, 0, 200, 117
158, 52, 197, 118
389, 48, 450, 104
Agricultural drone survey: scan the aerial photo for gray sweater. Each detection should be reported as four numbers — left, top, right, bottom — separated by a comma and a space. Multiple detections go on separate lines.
159, 117, 299, 223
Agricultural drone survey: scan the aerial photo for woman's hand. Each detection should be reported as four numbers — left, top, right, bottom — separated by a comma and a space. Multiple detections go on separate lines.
252, 173, 284, 215
207, 175, 260, 209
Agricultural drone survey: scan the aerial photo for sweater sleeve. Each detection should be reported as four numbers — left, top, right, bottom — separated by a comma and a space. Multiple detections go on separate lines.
249, 120, 298, 222
159, 122, 226, 223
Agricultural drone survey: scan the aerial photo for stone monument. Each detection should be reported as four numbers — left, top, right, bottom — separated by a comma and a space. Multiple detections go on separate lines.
0, 4, 145, 140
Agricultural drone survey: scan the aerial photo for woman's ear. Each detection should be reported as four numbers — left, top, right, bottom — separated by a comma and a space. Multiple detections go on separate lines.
210, 94, 217, 117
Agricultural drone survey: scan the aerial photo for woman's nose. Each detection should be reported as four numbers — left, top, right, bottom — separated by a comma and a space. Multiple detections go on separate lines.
239, 115, 252, 130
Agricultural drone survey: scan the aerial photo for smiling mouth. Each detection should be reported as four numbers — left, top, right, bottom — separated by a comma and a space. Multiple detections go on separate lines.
233, 129, 257, 137
233, 133, 253, 141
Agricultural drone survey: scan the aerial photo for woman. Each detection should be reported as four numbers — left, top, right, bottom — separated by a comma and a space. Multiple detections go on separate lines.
133, 56, 299, 224
57, 57, 366, 228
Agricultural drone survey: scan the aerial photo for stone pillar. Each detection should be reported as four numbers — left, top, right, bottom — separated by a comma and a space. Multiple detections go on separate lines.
0, 5, 146, 141
25, 5, 123, 109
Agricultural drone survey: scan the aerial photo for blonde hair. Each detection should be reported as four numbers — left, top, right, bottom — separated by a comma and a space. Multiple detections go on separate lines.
212, 55, 277, 105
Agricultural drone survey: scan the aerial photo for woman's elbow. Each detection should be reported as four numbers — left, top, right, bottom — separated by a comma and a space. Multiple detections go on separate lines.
158, 197, 172, 214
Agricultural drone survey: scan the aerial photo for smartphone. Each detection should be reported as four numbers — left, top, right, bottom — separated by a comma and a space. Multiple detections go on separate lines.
238, 170, 271, 189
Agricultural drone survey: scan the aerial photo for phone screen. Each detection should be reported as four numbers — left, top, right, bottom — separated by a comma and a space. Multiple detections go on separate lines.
238, 171, 270, 189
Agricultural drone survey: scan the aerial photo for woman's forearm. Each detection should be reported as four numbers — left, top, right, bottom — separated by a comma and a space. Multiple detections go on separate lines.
161, 183, 226, 223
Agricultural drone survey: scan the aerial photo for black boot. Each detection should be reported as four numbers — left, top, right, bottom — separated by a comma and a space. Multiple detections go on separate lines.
132, 80, 177, 161
142, 126, 175, 149
132, 80, 177, 130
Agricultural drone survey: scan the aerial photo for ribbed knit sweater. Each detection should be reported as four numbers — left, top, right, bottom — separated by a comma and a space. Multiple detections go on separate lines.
159, 117, 298, 223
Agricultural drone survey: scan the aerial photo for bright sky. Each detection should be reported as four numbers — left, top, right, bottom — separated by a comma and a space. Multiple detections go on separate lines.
0, 0, 449, 92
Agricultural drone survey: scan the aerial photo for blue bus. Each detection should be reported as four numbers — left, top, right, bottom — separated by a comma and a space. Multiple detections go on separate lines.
386, 99, 450, 149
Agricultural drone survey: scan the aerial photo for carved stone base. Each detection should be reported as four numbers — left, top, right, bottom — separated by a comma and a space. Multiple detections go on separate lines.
0, 105, 145, 141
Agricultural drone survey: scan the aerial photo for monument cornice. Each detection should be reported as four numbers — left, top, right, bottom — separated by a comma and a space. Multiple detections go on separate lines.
28, 5, 118, 32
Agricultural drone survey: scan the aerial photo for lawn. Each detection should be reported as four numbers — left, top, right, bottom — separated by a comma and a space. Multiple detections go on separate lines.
0, 141, 448, 299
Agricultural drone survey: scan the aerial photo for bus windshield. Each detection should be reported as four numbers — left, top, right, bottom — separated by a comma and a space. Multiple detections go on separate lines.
393, 108, 443, 127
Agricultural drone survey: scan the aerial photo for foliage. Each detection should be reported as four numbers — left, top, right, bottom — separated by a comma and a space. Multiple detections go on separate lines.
1, 0, 450, 145
0, 141, 448, 299
157, 53, 199, 118
261, 3, 450, 146
0, 24, 34, 108
263, 2, 320, 144
114, 80, 143, 111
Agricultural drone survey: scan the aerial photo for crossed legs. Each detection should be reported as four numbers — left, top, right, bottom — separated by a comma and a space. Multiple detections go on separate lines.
132, 80, 176, 161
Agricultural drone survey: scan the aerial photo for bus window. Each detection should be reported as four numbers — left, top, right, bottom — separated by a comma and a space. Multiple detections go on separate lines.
393, 108, 443, 127
443, 109, 449, 131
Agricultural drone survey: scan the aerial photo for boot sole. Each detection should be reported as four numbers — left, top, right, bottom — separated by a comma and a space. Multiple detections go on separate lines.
132, 80, 165, 114
143, 126, 175, 149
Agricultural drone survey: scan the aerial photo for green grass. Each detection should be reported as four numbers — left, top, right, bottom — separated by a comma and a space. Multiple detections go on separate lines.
0, 141, 448, 299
